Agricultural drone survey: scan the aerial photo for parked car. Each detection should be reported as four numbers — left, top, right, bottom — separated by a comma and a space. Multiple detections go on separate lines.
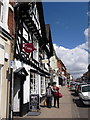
69, 81, 77, 91
75, 82, 86, 94
79, 84, 90, 105
85, 80, 90, 84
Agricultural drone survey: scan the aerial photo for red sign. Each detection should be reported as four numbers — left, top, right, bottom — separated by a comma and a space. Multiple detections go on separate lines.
22, 43, 36, 53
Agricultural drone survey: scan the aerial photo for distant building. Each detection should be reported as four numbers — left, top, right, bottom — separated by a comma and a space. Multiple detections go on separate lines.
50, 47, 68, 86
56, 57, 67, 86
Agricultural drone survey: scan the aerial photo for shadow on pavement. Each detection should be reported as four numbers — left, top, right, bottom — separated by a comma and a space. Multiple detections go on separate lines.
40, 105, 47, 108
71, 92, 78, 97
73, 98, 90, 108
69, 89, 75, 92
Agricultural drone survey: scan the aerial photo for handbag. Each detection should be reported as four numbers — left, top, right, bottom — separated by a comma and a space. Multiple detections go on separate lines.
59, 92, 62, 98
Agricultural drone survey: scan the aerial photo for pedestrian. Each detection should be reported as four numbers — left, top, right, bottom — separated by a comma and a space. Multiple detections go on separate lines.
46, 83, 52, 108
52, 82, 60, 108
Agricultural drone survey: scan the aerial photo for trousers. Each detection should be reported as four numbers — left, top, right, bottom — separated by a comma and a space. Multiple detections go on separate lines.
46, 96, 52, 108
54, 96, 59, 108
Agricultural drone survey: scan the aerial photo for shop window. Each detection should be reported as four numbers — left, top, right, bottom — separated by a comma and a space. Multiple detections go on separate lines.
30, 72, 38, 94
45, 78, 49, 88
41, 76, 45, 95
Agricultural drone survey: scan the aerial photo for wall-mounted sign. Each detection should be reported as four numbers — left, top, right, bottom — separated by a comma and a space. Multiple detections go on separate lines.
22, 43, 36, 53
10, 61, 13, 68
42, 59, 49, 63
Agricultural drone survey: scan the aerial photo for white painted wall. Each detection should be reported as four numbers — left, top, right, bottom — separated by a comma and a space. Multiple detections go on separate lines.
23, 64, 30, 104
23, 74, 30, 104
50, 56, 57, 70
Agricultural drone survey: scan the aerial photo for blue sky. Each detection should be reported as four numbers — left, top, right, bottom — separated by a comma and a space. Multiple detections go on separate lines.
42, 2, 88, 49
42, 2, 88, 78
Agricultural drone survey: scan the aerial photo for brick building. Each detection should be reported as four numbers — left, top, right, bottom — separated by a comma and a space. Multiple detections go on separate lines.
57, 57, 67, 85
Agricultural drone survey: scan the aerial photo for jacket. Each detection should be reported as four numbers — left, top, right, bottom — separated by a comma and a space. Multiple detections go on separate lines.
53, 87, 59, 97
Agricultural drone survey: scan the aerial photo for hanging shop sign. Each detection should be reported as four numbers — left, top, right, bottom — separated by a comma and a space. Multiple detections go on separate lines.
22, 43, 36, 53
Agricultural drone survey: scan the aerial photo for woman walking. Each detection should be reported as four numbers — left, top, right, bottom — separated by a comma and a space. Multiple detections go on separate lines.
52, 82, 60, 108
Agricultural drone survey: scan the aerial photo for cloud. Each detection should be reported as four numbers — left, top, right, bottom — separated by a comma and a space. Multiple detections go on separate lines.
84, 28, 90, 39
53, 42, 88, 79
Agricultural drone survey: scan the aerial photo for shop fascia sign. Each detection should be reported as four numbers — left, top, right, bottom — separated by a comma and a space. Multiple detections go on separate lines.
22, 43, 36, 53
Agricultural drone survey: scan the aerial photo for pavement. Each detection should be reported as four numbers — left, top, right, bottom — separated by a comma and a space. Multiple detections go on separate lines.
24, 86, 80, 118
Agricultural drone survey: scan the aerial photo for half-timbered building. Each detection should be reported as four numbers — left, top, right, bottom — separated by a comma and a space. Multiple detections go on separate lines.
13, 1, 53, 116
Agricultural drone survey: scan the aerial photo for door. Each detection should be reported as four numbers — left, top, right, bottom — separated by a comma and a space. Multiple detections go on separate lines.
59, 77, 63, 85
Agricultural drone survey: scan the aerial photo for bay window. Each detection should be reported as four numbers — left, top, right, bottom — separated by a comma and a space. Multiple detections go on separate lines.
30, 72, 39, 94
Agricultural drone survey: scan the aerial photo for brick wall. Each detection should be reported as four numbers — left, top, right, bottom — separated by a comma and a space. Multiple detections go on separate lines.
8, 2, 15, 37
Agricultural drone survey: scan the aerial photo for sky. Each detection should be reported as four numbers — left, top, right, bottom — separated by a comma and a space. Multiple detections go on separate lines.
42, 2, 89, 79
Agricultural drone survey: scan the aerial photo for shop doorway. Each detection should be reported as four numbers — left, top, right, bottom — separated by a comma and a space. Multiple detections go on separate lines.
13, 67, 28, 116
59, 77, 63, 86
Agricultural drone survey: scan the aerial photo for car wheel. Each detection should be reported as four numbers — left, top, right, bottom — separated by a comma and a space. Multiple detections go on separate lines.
79, 98, 84, 106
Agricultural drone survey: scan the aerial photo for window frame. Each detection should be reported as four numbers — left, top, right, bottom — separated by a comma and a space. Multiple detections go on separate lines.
0, 0, 3, 22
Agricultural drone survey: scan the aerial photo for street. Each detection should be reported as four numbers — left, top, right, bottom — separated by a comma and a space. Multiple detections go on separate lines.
71, 89, 90, 118
15, 86, 89, 119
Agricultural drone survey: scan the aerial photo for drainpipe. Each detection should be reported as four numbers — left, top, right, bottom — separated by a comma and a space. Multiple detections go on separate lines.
9, 67, 13, 120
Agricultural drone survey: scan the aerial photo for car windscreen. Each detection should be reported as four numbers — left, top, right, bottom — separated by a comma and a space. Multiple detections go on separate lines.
82, 86, 90, 92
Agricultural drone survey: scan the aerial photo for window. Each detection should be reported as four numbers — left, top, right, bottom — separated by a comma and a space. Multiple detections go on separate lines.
23, 28, 28, 41
33, 41, 38, 60
30, 72, 39, 94
33, 35, 38, 61
82, 86, 90, 92
0, 0, 3, 22
41, 76, 45, 95
45, 78, 49, 88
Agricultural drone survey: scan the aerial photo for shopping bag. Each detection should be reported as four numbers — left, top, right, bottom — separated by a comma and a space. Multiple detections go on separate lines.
59, 92, 63, 98
43, 99, 47, 106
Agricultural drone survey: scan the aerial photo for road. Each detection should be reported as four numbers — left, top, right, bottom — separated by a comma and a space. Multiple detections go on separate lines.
70, 89, 90, 118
